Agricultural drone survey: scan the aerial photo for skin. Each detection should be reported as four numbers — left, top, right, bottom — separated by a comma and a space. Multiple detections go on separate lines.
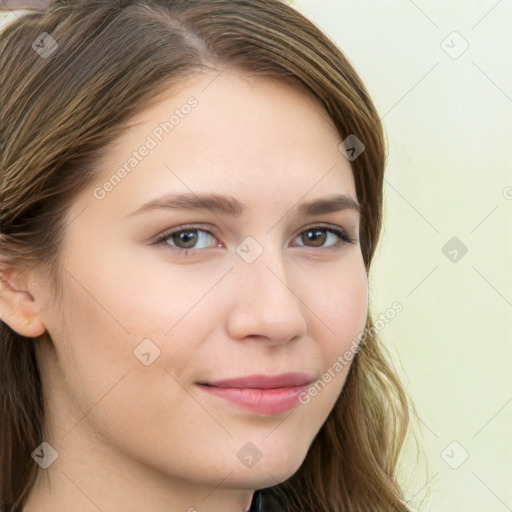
0, 71, 368, 512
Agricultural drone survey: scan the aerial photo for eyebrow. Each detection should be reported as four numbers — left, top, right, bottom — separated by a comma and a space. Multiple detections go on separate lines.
126, 192, 361, 218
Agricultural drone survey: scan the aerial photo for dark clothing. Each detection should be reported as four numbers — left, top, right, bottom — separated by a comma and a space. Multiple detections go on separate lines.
248, 490, 263, 511
248, 490, 280, 512
248, 490, 412, 511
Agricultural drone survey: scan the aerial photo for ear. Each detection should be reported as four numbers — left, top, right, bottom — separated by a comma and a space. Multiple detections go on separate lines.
0, 266, 46, 338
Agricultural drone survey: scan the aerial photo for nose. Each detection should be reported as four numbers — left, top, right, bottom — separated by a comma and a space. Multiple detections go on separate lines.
225, 247, 308, 346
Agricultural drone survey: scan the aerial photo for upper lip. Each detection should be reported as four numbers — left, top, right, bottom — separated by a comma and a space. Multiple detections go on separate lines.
198, 372, 316, 389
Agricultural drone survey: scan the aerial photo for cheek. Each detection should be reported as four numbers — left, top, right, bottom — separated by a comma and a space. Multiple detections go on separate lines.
314, 258, 368, 347
304, 257, 368, 397
60, 245, 221, 345
48, 266, 205, 459
51, 251, 225, 416
92, 247, 232, 338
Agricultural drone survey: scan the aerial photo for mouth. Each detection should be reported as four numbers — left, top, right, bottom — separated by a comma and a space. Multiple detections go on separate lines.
196, 373, 315, 415
197, 372, 316, 390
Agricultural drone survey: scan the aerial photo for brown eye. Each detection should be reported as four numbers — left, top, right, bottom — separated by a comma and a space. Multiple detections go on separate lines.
170, 230, 200, 249
294, 226, 355, 249
301, 228, 328, 247
154, 227, 219, 253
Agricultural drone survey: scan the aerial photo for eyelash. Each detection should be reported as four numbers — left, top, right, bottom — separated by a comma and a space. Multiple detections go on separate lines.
151, 223, 357, 257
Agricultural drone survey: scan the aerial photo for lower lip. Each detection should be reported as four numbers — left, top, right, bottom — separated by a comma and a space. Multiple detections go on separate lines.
197, 384, 308, 415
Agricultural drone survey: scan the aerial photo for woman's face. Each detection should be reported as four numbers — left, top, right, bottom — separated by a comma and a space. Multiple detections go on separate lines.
31, 72, 368, 507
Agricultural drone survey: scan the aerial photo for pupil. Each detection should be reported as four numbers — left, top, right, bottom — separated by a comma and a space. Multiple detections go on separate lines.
177, 231, 197, 248
305, 229, 325, 247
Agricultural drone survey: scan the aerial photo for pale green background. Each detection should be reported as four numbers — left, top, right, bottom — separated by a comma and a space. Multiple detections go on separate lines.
2, 3, 511, 511
292, 1, 512, 511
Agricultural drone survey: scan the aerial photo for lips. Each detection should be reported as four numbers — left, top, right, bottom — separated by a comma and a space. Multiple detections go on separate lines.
197, 372, 315, 389
196, 372, 316, 415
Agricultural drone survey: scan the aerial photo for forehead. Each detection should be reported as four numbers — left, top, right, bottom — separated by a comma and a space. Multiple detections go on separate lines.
73, 71, 356, 221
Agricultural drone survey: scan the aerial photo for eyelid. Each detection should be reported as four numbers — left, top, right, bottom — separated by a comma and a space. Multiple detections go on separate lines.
150, 223, 220, 245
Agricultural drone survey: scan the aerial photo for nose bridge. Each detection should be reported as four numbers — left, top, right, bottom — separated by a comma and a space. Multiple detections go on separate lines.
226, 237, 308, 343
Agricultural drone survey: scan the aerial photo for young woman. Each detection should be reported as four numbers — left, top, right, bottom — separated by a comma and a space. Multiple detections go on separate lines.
0, 1, 415, 510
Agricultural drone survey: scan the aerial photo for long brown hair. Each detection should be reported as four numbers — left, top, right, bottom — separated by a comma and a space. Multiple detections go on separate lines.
1, 1, 418, 510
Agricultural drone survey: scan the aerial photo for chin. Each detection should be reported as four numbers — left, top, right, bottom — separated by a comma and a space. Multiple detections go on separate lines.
225, 442, 308, 489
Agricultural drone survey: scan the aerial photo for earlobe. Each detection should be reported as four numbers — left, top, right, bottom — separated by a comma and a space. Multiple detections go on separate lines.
0, 268, 46, 338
